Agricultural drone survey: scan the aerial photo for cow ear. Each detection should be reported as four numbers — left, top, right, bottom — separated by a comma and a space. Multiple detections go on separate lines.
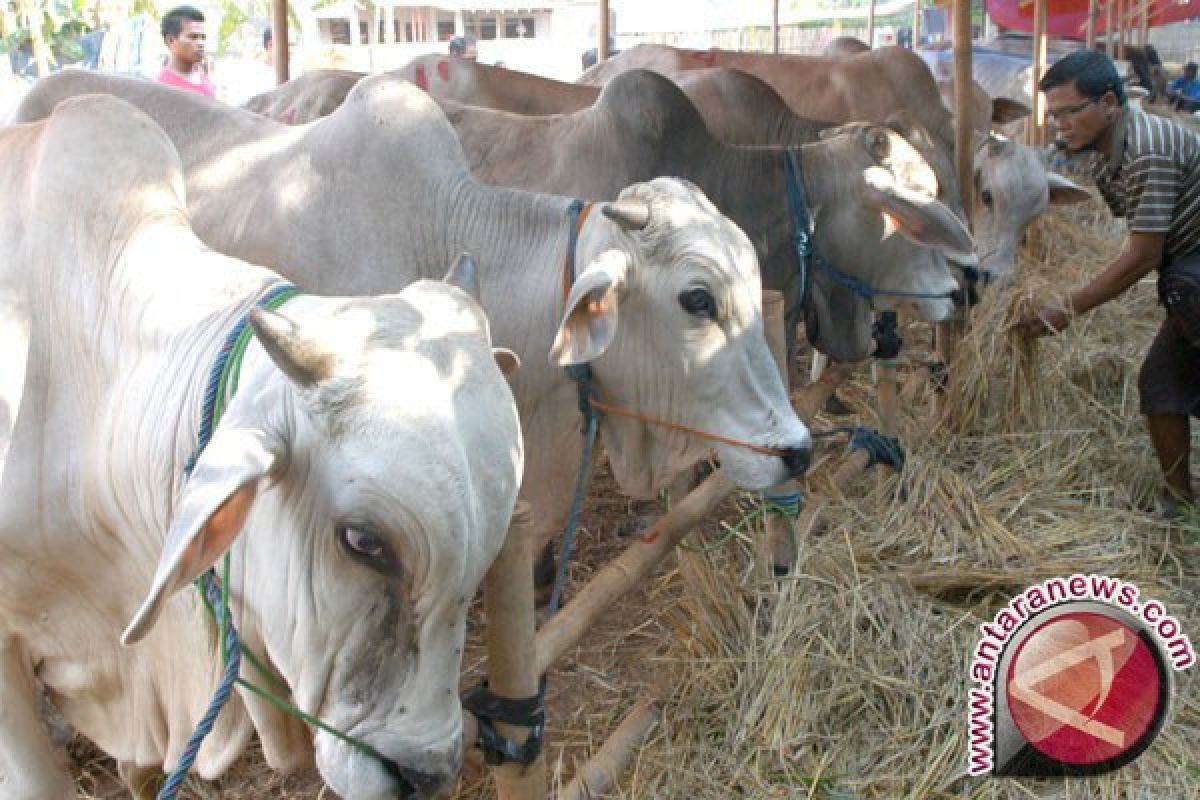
122, 425, 284, 645
862, 166, 975, 256
1047, 172, 1090, 206
991, 97, 1031, 124
493, 347, 520, 375
549, 249, 628, 366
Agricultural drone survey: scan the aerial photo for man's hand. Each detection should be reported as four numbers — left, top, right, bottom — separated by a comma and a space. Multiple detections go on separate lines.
1017, 304, 1071, 338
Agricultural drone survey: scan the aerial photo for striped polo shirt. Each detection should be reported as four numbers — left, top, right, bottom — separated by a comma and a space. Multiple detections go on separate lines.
1091, 106, 1200, 263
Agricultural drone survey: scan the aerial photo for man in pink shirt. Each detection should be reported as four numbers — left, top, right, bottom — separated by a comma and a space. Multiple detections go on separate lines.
157, 6, 217, 99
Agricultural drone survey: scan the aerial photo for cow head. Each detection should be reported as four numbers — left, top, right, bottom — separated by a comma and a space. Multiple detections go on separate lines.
124, 258, 523, 799
973, 135, 1090, 284
802, 125, 974, 361
550, 177, 811, 496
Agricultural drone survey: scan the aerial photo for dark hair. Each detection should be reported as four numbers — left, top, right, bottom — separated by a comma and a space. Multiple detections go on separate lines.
1039, 49, 1126, 105
263, 27, 273, 49
448, 35, 476, 56
161, 5, 205, 41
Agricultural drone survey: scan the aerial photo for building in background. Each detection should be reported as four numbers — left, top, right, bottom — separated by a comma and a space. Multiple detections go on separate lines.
309, 1, 608, 79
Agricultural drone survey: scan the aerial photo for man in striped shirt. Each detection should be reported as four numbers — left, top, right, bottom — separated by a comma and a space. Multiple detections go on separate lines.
1020, 49, 1200, 518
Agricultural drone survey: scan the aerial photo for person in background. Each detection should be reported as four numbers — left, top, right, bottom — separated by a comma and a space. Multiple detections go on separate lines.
1167, 61, 1200, 113
1019, 49, 1200, 520
157, 5, 216, 98
448, 35, 477, 60
263, 26, 274, 68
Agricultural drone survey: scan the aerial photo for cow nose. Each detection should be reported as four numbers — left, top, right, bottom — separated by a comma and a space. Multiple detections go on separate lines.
381, 758, 449, 799
781, 445, 811, 477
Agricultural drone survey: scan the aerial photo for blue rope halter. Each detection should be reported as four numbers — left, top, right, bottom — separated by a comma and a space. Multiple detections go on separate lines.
161, 283, 394, 799
782, 150, 960, 306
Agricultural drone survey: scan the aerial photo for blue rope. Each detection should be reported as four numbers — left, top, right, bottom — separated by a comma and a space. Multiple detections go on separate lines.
160, 283, 297, 800
782, 150, 958, 305
157, 572, 242, 800
551, 201, 602, 615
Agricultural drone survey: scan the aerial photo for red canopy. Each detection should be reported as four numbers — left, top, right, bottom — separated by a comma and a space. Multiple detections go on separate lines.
987, 0, 1200, 38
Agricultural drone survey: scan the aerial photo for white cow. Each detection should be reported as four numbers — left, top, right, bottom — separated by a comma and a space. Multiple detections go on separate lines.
972, 134, 1090, 283
0, 95, 523, 799
14, 73, 813, 556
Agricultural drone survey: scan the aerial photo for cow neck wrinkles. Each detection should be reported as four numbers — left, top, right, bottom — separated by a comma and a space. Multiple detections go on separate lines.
434, 178, 570, 383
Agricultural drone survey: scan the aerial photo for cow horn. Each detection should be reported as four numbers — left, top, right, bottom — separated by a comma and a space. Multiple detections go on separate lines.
602, 200, 651, 231
249, 308, 336, 387
444, 252, 481, 302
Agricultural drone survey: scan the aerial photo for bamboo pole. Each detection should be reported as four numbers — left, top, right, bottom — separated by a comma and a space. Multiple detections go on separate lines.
1086, 0, 1098, 49
598, 0, 609, 62
556, 701, 659, 800
484, 503, 546, 800
1029, 0, 1048, 146
867, 0, 877, 49
793, 360, 855, 421
271, 0, 289, 84
772, 0, 780, 54
762, 290, 800, 575
875, 358, 900, 437
1115, 0, 1125, 60
952, 0, 973, 216
1139, 0, 1149, 48
535, 471, 734, 676
912, 0, 921, 49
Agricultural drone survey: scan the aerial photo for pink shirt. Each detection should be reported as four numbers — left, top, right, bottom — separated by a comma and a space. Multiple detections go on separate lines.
156, 67, 217, 99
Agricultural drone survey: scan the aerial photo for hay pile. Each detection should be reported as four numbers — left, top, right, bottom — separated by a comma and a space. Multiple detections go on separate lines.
618, 197, 1199, 798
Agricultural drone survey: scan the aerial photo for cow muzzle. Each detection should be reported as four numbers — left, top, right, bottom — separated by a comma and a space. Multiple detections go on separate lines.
781, 444, 812, 478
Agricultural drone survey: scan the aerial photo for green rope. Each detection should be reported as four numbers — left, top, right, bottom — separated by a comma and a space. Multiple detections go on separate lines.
676, 497, 801, 554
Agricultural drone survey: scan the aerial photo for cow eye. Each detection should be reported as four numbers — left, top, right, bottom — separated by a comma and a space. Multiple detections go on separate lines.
678, 287, 717, 320
339, 526, 396, 571
981, 188, 994, 209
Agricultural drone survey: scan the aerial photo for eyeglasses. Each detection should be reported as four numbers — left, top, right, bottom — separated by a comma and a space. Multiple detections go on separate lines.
1045, 98, 1097, 123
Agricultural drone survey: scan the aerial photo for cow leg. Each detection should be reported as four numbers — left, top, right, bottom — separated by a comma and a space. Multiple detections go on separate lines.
118, 760, 165, 800
0, 636, 75, 799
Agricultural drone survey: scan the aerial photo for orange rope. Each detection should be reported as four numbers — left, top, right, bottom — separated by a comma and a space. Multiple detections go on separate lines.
588, 397, 791, 457
560, 200, 790, 460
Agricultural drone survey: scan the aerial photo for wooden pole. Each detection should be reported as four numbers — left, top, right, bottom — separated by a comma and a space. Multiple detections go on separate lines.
1029, 0, 1048, 146
793, 360, 855, 421
1139, 0, 1149, 48
272, 0, 289, 85
772, 0, 780, 54
1115, 0, 1125, 60
483, 503, 546, 800
761, 290, 800, 575
598, 0, 609, 62
867, 0, 877, 48
912, 0, 921, 48
952, 0, 973, 216
535, 470, 733, 676
557, 702, 659, 800
1086, 0, 1098, 49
